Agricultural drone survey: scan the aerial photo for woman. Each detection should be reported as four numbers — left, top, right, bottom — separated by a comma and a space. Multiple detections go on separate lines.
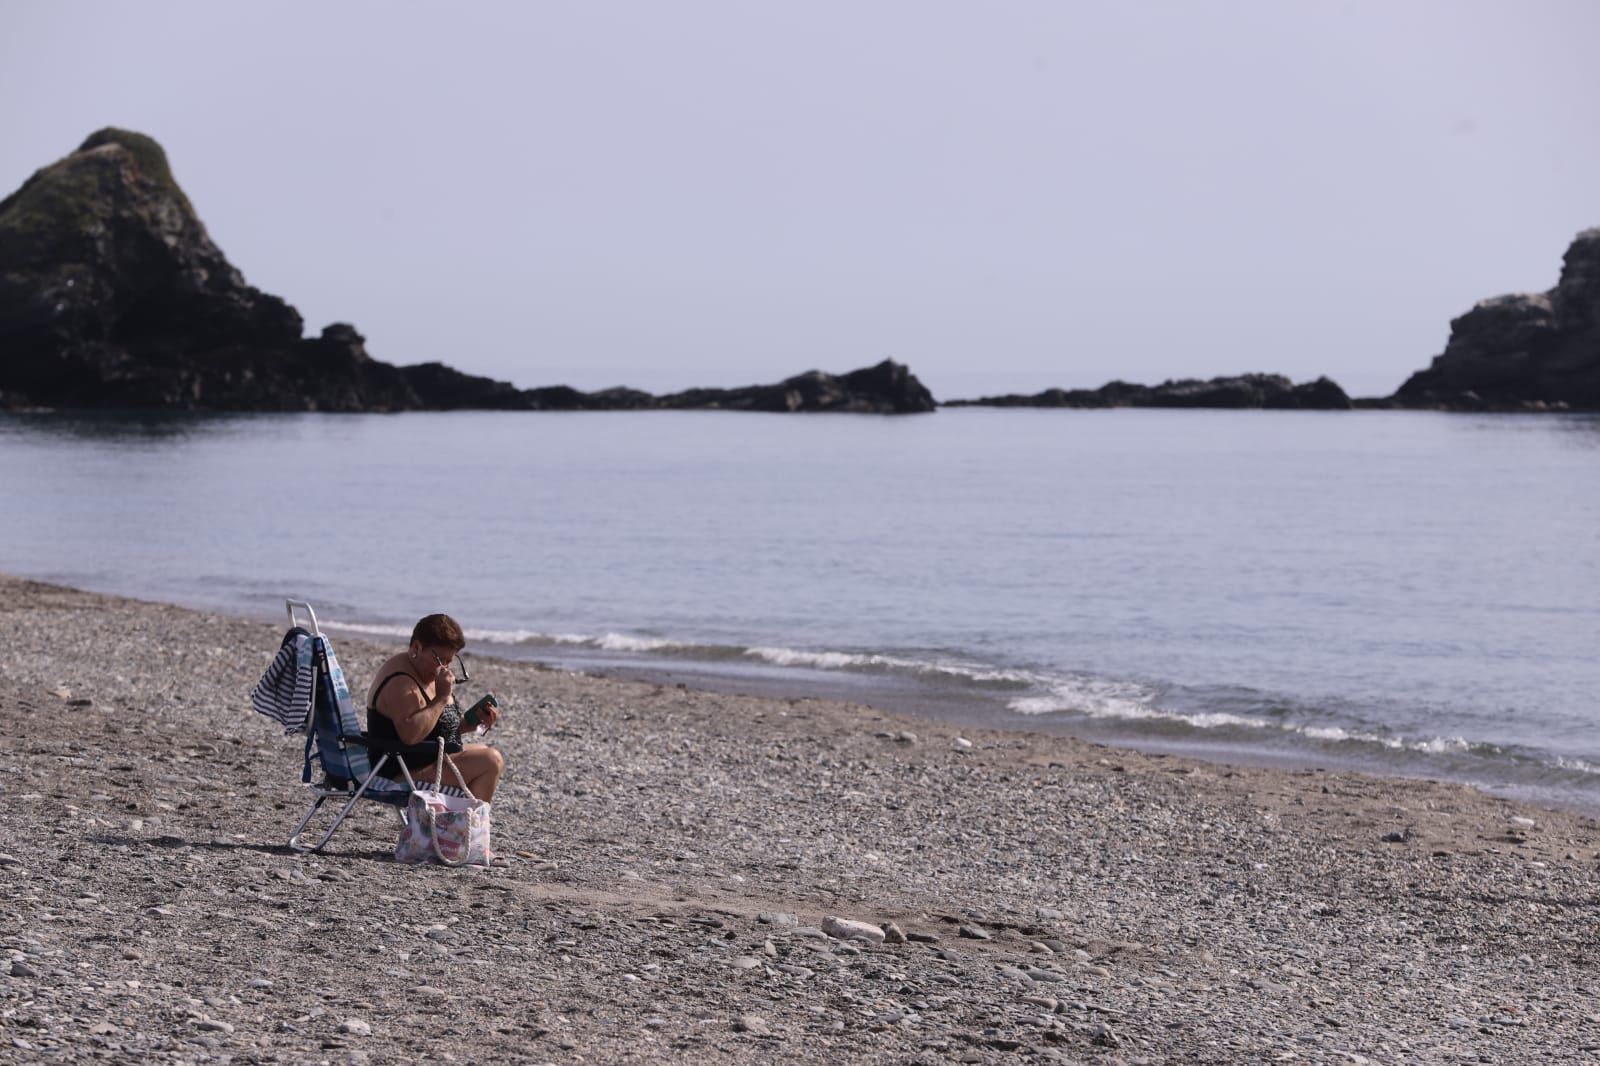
366, 613, 504, 802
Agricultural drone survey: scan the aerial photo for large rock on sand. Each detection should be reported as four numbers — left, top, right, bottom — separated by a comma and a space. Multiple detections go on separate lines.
1392, 228, 1600, 411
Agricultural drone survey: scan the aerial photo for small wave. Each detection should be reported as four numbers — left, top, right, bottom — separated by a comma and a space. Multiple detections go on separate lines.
592, 632, 686, 653
322, 619, 414, 640
743, 645, 1036, 685
1008, 676, 1164, 719
1011, 679, 1511, 762
327, 619, 561, 647
1553, 755, 1600, 775
427, 626, 702, 655
747, 646, 879, 670
1410, 735, 1474, 755
460, 626, 1044, 688
466, 626, 554, 645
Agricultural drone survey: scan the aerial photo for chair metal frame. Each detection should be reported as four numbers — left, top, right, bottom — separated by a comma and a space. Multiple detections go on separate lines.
283, 599, 412, 853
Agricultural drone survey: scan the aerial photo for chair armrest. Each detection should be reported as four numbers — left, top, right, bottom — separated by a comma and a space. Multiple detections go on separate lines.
358, 733, 448, 759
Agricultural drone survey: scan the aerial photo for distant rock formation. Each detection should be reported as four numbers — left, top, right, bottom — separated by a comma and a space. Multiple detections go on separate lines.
0, 129, 934, 414
946, 373, 1351, 410
0, 129, 490, 411
514, 359, 934, 414
659, 360, 935, 414
1392, 229, 1600, 411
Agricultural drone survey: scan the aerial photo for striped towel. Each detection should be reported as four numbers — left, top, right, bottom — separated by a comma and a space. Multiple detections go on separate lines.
251, 627, 314, 734
321, 635, 363, 740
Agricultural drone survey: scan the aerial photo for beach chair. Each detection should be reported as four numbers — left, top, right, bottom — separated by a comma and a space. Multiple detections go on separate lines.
251, 600, 415, 852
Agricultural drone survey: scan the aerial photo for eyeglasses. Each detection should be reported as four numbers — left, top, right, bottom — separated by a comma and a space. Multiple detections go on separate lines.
430, 649, 470, 684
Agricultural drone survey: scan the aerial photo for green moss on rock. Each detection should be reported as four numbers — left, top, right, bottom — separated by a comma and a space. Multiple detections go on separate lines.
0, 159, 113, 264
0, 130, 204, 271
77, 128, 189, 206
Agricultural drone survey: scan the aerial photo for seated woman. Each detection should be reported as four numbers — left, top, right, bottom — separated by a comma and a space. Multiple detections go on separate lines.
366, 613, 504, 803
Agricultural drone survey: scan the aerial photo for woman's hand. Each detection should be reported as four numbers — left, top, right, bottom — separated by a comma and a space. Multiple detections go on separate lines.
435, 662, 456, 704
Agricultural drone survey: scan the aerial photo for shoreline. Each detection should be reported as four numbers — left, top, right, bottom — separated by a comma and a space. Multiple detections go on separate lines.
4, 574, 1600, 1062
373, 629, 1600, 822
15, 564, 1600, 818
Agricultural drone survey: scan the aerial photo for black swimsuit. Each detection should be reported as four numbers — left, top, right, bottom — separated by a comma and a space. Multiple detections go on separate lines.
366, 671, 464, 773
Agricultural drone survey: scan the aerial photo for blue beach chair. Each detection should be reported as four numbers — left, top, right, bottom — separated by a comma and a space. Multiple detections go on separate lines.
252, 600, 415, 852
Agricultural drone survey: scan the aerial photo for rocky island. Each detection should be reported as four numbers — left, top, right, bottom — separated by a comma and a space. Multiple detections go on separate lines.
1392, 228, 1600, 411
0, 129, 934, 415
944, 226, 1600, 414
944, 373, 1351, 410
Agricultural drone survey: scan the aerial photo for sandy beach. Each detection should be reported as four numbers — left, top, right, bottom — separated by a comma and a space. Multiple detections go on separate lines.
2, 574, 1599, 1064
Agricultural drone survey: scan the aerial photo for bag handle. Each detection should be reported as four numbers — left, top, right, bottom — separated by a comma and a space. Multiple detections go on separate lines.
418, 737, 482, 867
431, 737, 473, 796
396, 738, 470, 794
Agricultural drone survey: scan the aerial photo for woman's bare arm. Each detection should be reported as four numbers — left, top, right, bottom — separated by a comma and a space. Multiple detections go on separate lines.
376, 672, 453, 745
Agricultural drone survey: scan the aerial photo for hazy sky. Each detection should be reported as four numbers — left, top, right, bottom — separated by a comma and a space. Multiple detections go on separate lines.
5, 1, 1598, 399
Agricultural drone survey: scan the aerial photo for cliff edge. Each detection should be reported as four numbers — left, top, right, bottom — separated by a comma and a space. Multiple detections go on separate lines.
1393, 229, 1600, 411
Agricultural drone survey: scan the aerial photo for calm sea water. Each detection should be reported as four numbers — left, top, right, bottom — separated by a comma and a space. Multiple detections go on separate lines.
3, 408, 1598, 810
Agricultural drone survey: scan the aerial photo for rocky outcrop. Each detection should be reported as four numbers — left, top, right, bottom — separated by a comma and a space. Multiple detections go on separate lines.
0, 129, 433, 411
946, 373, 1351, 410
0, 129, 934, 414
1393, 229, 1600, 410
660, 360, 936, 414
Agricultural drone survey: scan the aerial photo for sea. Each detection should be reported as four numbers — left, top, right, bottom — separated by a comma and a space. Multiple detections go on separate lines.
3, 407, 1598, 812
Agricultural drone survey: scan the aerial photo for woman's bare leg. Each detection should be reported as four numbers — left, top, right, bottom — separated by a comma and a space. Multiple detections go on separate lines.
410, 745, 504, 802
454, 744, 504, 802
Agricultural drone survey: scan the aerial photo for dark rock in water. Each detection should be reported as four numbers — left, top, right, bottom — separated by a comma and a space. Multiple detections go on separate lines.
660, 359, 935, 414
0, 129, 436, 411
1392, 228, 1600, 411
522, 384, 658, 411
401, 356, 531, 411
0, 128, 936, 415
946, 373, 1350, 410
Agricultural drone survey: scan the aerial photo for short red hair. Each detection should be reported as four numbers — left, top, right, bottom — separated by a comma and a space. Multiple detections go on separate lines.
411, 614, 465, 651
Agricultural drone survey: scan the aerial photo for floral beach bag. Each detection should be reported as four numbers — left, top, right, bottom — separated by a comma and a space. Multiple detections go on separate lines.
395, 740, 493, 866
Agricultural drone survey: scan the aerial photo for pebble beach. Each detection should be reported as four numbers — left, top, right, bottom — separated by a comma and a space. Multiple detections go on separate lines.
3, 574, 1600, 1065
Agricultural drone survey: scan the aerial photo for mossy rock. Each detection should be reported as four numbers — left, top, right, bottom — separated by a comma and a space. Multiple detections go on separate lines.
0, 156, 116, 264
0, 129, 200, 270
77, 128, 192, 211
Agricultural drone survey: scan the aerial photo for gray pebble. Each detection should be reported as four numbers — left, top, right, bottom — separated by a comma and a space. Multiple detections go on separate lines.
1091, 1022, 1120, 1047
